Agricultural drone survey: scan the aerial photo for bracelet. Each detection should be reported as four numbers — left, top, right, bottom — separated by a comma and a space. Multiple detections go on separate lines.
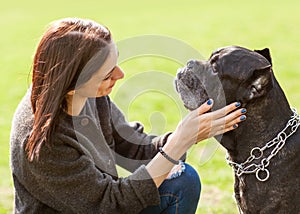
158, 147, 180, 165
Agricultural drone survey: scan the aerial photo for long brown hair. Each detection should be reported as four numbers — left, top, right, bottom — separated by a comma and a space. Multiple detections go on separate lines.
27, 18, 112, 161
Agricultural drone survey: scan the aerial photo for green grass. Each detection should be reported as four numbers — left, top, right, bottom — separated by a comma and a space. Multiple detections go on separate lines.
1, 0, 300, 213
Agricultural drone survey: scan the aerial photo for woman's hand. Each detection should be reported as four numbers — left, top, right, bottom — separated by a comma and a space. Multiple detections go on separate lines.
146, 99, 246, 187
171, 99, 246, 149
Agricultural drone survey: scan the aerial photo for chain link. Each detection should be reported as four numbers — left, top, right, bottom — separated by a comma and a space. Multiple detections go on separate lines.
226, 108, 300, 182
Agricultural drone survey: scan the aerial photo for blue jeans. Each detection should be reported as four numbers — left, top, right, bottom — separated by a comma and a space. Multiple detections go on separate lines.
140, 163, 201, 214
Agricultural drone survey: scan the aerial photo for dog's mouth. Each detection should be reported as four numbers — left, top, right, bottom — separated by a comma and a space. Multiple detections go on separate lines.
175, 62, 209, 110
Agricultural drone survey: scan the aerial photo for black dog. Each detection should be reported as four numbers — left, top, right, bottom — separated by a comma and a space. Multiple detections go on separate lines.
175, 46, 300, 213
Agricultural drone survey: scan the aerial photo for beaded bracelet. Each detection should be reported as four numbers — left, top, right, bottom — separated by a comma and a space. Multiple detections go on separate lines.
158, 147, 180, 165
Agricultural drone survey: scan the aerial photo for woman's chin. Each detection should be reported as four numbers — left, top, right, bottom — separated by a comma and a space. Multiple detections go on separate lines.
96, 88, 112, 97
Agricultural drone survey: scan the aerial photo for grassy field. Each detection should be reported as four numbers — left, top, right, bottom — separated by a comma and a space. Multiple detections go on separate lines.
1, 0, 300, 213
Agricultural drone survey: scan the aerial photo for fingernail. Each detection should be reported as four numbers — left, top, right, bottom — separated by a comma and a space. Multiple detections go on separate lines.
235, 102, 241, 107
207, 99, 213, 105
240, 115, 246, 121
241, 108, 247, 114
233, 124, 238, 129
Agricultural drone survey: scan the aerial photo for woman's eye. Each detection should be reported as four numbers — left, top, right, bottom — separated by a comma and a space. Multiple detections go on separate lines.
103, 74, 112, 80
103, 67, 115, 80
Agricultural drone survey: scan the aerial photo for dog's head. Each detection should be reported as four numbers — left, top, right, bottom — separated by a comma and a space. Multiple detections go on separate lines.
175, 46, 273, 110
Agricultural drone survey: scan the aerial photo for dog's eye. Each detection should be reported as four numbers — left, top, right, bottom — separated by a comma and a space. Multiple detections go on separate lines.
210, 55, 219, 73
212, 63, 218, 73
210, 54, 219, 63
209, 55, 219, 73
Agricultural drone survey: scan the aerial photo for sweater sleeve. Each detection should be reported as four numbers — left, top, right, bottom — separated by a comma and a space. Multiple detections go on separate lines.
22, 139, 160, 214
109, 101, 173, 171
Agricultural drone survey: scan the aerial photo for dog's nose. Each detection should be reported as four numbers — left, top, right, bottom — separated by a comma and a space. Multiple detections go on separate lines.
187, 60, 197, 69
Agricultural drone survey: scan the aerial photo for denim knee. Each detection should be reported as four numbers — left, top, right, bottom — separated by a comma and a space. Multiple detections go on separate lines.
161, 163, 201, 201
167, 163, 201, 213
140, 163, 201, 214
179, 163, 201, 198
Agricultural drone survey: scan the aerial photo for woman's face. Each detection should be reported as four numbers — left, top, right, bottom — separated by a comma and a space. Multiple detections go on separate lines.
75, 42, 124, 98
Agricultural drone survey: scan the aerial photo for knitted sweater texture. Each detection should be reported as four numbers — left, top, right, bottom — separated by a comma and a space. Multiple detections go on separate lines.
10, 89, 171, 213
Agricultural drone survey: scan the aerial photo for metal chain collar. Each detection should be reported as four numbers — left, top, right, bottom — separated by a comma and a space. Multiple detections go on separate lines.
226, 108, 300, 182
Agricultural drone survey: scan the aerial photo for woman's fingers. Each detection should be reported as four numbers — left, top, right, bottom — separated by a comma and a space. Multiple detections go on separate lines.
182, 99, 247, 144
212, 108, 246, 127
209, 108, 247, 137
214, 123, 239, 136
191, 99, 214, 118
210, 101, 241, 119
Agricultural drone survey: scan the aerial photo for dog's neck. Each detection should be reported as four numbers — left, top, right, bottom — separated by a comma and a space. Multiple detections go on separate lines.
221, 80, 293, 162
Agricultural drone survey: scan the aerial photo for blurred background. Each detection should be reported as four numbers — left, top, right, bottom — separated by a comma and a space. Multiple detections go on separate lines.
1, 0, 299, 213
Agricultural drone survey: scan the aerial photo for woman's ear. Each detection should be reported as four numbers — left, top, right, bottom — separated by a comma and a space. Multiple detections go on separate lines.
237, 65, 273, 103
67, 90, 76, 96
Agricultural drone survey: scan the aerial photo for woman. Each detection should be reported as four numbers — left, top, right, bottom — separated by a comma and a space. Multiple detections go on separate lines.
10, 18, 246, 214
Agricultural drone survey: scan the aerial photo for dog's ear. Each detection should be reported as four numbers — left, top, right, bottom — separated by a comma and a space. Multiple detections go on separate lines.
254, 48, 272, 65
238, 65, 273, 103
249, 65, 273, 99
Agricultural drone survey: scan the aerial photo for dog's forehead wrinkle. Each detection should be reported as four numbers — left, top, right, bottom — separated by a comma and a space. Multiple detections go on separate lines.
220, 55, 269, 82
212, 45, 242, 56
220, 49, 270, 68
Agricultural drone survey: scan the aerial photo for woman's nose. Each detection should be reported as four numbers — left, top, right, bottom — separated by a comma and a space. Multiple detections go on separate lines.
112, 66, 124, 80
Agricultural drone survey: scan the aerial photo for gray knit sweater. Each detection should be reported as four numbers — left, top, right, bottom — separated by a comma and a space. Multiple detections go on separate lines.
10, 89, 171, 213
